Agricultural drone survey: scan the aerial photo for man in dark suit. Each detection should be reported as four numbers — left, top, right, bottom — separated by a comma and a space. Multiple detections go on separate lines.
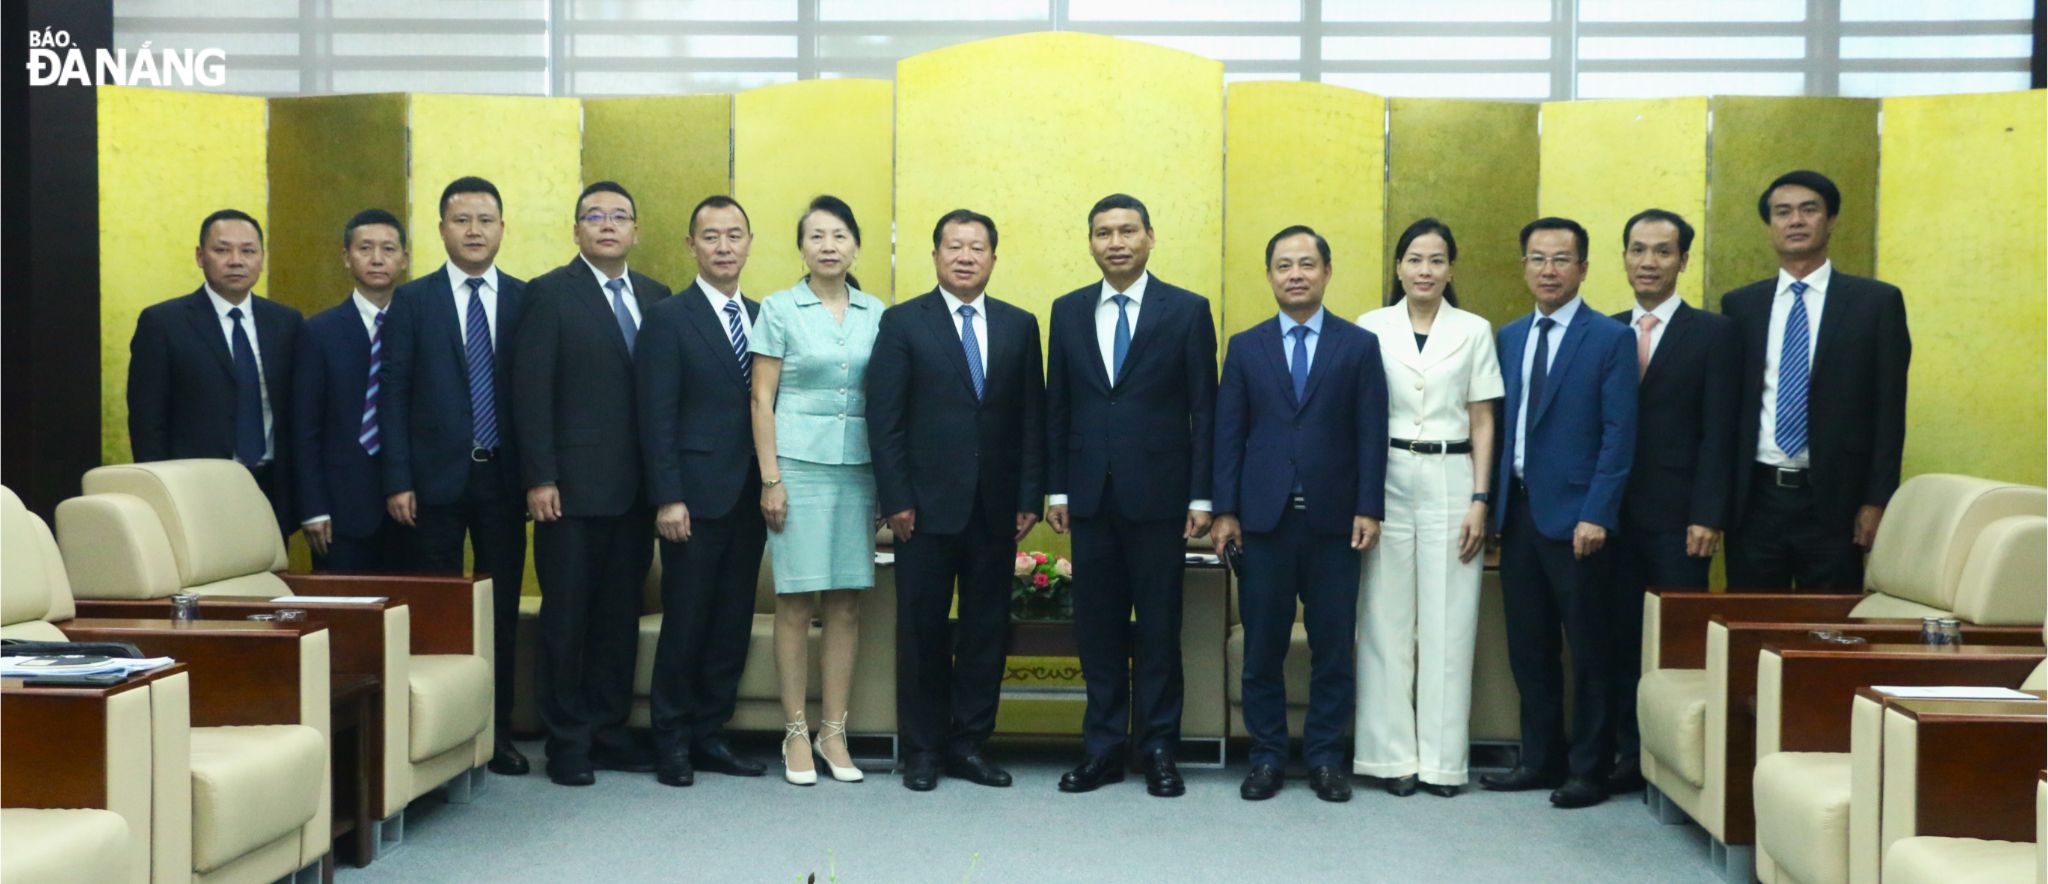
636, 195, 771, 787
512, 181, 669, 786
128, 209, 303, 535
380, 176, 531, 775
1722, 170, 1911, 591
1604, 209, 1739, 794
1210, 226, 1387, 804
1481, 217, 1637, 809
293, 208, 412, 571
1047, 194, 1217, 798
868, 209, 1045, 792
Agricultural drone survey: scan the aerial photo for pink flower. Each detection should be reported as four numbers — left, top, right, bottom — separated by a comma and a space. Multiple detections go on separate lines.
1014, 555, 1033, 578
1032, 552, 1049, 564
1054, 558, 1073, 579
1033, 572, 1050, 589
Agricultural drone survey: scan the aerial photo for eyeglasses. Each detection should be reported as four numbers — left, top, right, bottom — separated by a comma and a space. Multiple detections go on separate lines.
579, 211, 636, 226
1522, 254, 1580, 269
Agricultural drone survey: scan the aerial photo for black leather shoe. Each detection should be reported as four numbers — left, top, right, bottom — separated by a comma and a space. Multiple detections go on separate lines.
546, 758, 595, 787
902, 754, 940, 792
1309, 766, 1352, 803
1604, 756, 1646, 794
1420, 782, 1461, 798
1142, 749, 1185, 798
944, 752, 1012, 787
1550, 775, 1609, 809
655, 746, 694, 787
692, 741, 767, 777
1240, 764, 1283, 801
592, 743, 656, 773
1384, 774, 1419, 797
487, 738, 530, 776
1480, 765, 1566, 792
1058, 751, 1128, 793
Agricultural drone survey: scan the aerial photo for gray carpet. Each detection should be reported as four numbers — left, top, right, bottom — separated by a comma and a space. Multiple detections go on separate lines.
338, 741, 1713, 883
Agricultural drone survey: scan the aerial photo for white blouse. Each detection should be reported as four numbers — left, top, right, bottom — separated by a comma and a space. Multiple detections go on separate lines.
1355, 303, 1504, 442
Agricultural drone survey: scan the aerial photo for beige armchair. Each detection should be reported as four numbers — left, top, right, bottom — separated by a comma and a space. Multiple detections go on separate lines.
62, 460, 492, 857
1873, 699, 2044, 883
1882, 773, 2043, 884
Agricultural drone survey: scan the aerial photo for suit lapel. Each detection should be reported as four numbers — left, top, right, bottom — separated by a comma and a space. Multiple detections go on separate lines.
1811, 277, 1850, 380
684, 284, 747, 387
1073, 292, 1112, 393
1533, 313, 1590, 425
183, 289, 235, 378
1297, 318, 1339, 410
433, 272, 469, 366
1501, 321, 1527, 426
1256, 321, 1297, 410
253, 300, 290, 396
574, 260, 634, 362
923, 291, 979, 401
1115, 279, 1167, 387
1641, 302, 1691, 388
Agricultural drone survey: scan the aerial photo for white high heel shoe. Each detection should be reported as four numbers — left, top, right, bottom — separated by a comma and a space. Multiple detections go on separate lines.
782, 714, 816, 786
813, 715, 865, 783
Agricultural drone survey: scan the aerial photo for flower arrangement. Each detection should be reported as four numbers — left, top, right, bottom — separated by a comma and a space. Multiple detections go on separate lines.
1010, 551, 1074, 621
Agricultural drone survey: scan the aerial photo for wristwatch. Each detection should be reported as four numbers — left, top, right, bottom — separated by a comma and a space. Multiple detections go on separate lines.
763, 478, 783, 489
1471, 492, 1490, 504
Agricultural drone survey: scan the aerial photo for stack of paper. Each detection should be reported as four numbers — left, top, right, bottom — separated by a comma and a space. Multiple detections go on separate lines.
1, 655, 175, 677
1870, 685, 2039, 701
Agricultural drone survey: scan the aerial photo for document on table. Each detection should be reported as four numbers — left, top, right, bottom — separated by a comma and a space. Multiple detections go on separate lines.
0, 655, 176, 677
1870, 685, 2039, 701
270, 596, 388, 604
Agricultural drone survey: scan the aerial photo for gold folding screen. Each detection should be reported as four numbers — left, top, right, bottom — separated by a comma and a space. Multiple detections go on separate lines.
1537, 98, 1711, 315
1385, 98, 1539, 327
583, 95, 733, 290
1704, 97, 1878, 308
734, 80, 894, 303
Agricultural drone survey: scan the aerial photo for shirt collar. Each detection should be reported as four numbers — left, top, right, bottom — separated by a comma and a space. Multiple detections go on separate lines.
939, 286, 987, 316
445, 261, 499, 295
350, 290, 388, 324
1777, 260, 1832, 298
695, 275, 743, 306
1099, 270, 1150, 305
1278, 307, 1327, 337
1631, 294, 1684, 325
204, 283, 254, 318
1534, 295, 1584, 329
580, 255, 631, 293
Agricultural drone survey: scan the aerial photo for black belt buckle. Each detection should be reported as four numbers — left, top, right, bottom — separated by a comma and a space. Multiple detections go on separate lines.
1289, 495, 1308, 511
1773, 467, 1805, 489
471, 446, 496, 463
1409, 439, 1435, 454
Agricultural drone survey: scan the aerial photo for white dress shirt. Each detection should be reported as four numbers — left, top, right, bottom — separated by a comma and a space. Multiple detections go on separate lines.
581, 256, 641, 328
698, 274, 753, 347
1514, 295, 1584, 478
939, 287, 990, 368
1757, 261, 1830, 468
1095, 270, 1150, 380
1629, 292, 1684, 365
446, 262, 501, 346
1278, 307, 1324, 372
204, 284, 275, 463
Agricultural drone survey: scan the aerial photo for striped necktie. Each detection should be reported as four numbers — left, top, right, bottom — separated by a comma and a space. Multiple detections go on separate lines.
1774, 280, 1811, 457
465, 278, 500, 449
360, 308, 384, 455
725, 300, 750, 385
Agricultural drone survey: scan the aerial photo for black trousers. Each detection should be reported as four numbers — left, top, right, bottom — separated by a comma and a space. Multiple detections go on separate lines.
1072, 477, 1187, 757
1608, 524, 1710, 759
1499, 483, 1615, 778
1238, 506, 1360, 769
533, 508, 652, 763
894, 498, 1014, 759
411, 456, 528, 728
312, 515, 411, 572
649, 485, 767, 753
1726, 467, 1866, 591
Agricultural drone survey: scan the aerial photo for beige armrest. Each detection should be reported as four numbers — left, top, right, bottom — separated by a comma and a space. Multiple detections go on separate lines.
1881, 699, 2045, 861
1, 667, 176, 884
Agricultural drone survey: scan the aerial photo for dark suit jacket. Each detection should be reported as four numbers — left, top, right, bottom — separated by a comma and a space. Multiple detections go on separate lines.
127, 287, 303, 527
511, 256, 670, 518
1610, 301, 1740, 532
1045, 275, 1218, 522
1722, 270, 1911, 533
291, 296, 391, 537
867, 289, 1047, 535
1492, 305, 1638, 541
1213, 313, 1389, 535
379, 267, 526, 506
636, 282, 760, 520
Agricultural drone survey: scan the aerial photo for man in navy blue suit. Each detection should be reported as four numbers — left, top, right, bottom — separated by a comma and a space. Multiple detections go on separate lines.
379, 176, 531, 776
1210, 226, 1387, 804
1047, 194, 1217, 798
293, 208, 411, 571
1481, 217, 1637, 809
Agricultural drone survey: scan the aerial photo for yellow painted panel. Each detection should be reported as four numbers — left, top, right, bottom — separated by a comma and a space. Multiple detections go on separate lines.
267, 94, 409, 317
99, 86, 269, 465
735, 80, 895, 301
583, 95, 733, 290
1387, 98, 1538, 327
405, 94, 582, 287
1880, 90, 2047, 485
1537, 98, 1708, 315
1705, 97, 1878, 308
1223, 82, 1384, 337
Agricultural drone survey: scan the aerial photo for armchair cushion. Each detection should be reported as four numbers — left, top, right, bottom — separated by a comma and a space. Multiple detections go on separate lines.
52, 494, 181, 601
187, 725, 324, 874
1637, 667, 1709, 788
1864, 475, 2044, 612
1882, 837, 2033, 884
0, 808, 131, 884
1949, 515, 2047, 626
1846, 593, 1951, 620
79, 461, 289, 589
408, 654, 493, 763
1753, 751, 1852, 884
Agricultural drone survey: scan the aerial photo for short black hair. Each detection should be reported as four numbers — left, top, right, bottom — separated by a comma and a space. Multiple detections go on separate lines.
1622, 208, 1695, 254
1087, 193, 1151, 231
342, 208, 407, 249
1388, 217, 1460, 308
198, 209, 263, 248
1519, 216, 1589, 263
439, 176, 502, 217
1264, 224, 1330, 266
577, 180, 635, 218
931, 208, 998, 254
688, 195, 750, 236
1757, 170, 1841, 221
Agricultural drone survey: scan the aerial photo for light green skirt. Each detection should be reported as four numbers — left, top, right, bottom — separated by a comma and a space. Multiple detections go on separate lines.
767, 457, 876, 594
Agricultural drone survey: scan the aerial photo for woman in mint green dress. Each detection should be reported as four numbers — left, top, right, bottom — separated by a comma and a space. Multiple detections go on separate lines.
749, 195, 884, 786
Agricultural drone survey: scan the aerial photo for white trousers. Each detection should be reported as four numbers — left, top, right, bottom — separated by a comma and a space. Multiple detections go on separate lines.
1354, 448, 1482, 784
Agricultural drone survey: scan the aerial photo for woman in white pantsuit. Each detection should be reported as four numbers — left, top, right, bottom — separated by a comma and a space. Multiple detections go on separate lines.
1354, 218, 1503, 797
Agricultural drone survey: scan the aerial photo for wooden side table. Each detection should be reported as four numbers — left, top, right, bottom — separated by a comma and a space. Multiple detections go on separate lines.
329, 672, 380, 879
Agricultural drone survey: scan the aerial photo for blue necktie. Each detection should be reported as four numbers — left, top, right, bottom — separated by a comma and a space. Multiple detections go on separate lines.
1527, 316, 1556, 419
227, 306, 266, 465
464, 278, 499, 449
959, 304, 985, 400
1288, 324, 1310, 402
1110, 293, 1132, 383
360, 309, 384, 455
725, 300, 751, 386
608, 277, 637, 355
1775, 281, 1811, 457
